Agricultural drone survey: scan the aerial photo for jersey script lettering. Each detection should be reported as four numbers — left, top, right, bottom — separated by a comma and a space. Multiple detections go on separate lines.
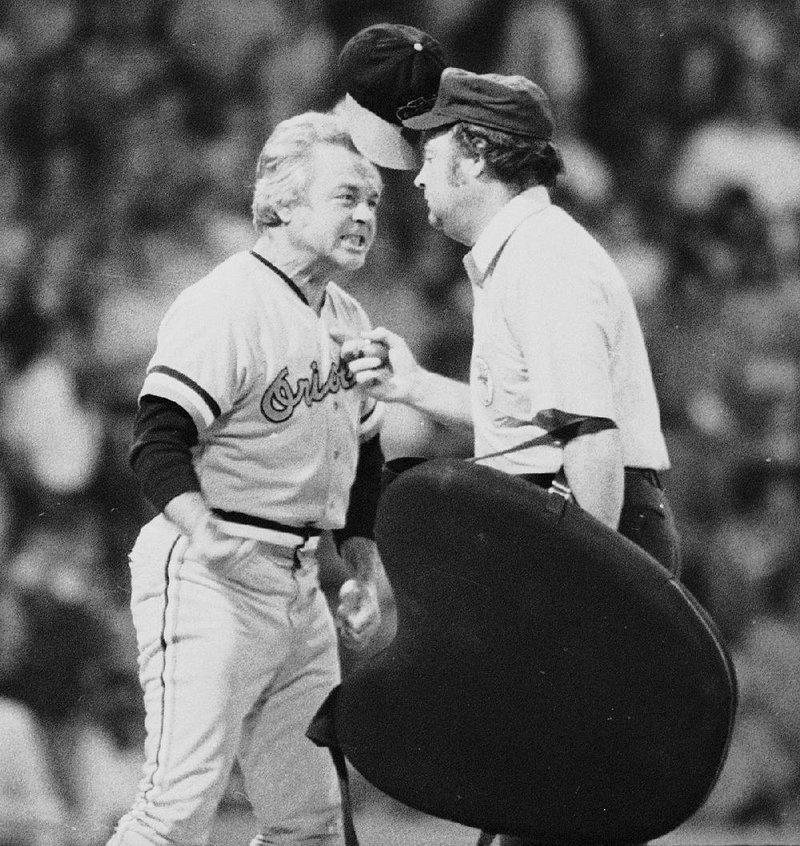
261, 359, 356, 423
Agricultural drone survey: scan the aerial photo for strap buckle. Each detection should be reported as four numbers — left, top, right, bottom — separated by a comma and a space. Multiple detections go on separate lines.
548, 477, 572, 501
545, 473, 572, 520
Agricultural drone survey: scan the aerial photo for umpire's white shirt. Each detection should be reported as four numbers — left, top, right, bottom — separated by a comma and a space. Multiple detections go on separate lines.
464, 186, 669, 475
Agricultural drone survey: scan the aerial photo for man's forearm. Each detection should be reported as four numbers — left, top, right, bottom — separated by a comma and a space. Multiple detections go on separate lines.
562, 428, 624, 529
163, 491, 211, 536
339, 535, 384, 583
343, 328, 473, 431
408, 369, 473, 429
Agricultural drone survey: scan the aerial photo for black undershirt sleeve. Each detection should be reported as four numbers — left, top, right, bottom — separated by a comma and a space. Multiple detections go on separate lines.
332, 434, 385, 551
129, 395, 201, 513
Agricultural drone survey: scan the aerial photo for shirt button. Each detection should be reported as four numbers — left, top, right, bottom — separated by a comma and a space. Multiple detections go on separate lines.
333, 400, 339, 410
333, 449, 340, 459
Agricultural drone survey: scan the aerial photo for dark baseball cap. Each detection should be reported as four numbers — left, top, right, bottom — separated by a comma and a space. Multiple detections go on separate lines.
337, 23, 446, 169
400, 67, 554, 140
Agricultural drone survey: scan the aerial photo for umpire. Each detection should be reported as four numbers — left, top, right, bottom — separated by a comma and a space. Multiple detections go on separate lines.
346, 67, 681, 581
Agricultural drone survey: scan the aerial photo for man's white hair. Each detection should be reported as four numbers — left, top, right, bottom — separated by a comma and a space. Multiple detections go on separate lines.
251, 111, 379, 232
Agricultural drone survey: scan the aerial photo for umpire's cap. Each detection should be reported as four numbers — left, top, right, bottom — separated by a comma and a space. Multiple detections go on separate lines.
310, 457, 737, 843
337, 23, 446, 169
401, 66, 555, 140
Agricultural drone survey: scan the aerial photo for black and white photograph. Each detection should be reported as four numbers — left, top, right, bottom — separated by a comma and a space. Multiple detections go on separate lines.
1, 2, 799, 845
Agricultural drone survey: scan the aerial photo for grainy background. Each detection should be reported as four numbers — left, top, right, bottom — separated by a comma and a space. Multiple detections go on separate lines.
1, 1, 800, 843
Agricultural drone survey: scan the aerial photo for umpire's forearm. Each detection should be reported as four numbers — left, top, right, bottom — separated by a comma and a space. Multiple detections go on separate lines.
407, 369, 473, 430
562, 428, 624, 530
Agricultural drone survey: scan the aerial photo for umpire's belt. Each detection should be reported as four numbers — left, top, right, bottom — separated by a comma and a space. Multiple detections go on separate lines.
524, 466, 663, 490
212, 509, 323, 550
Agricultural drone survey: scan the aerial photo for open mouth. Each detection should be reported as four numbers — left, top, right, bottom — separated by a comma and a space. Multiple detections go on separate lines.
341, 234, 368, 249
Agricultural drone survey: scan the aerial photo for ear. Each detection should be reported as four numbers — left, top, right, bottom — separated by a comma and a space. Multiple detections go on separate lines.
460, 153, 486, 182
466, 137, 488, 179
275, 203, 293, 224
468, 155, 486, 179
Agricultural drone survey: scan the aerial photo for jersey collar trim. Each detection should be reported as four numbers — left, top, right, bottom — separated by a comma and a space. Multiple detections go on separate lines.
250, 250, 325, 309
464, 185, 551, 285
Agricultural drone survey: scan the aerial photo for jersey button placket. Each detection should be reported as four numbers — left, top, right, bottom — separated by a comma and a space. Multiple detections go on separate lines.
321, 319, 342, 525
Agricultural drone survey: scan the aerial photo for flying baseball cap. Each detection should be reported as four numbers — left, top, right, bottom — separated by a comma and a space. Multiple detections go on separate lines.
400, 66, 555, 140
337, 23, 446, 170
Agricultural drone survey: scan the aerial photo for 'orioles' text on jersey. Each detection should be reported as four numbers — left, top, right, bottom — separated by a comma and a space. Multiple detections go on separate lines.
139, 250, 383, 538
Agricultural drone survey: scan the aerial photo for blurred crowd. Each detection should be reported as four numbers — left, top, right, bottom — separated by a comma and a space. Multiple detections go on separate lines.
1, 0, 800, 843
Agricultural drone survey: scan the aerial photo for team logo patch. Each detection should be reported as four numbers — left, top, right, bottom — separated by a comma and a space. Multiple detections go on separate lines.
261, 360, 356, 423
473, 356, 493, 406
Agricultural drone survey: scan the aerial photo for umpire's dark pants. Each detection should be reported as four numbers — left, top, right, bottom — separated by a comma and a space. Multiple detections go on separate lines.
616, 466, 681, 577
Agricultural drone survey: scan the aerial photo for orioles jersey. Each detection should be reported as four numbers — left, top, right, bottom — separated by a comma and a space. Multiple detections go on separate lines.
139, 250, 383, 539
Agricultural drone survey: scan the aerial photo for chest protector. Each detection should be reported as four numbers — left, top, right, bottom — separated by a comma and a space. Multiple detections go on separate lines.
310, 457, 736, 845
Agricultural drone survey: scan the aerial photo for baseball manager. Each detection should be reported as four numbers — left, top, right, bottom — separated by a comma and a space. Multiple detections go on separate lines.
108, 110, 386, 846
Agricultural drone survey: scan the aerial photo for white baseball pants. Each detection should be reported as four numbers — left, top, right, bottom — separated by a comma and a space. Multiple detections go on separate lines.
108, 515, 344, 846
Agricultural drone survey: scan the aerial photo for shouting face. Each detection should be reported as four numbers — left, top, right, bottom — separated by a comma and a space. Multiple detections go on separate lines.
284, 144, 382, 273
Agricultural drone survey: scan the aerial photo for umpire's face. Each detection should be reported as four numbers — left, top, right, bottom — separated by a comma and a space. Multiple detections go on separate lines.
286, 143, 382, 274
414, 128, 477, 246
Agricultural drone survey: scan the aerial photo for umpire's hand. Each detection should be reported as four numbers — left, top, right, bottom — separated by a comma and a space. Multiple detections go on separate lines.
339, 327, 422, 404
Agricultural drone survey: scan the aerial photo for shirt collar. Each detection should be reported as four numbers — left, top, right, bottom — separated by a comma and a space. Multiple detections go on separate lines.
463, 185, 551, 286
250, 250, 327, 311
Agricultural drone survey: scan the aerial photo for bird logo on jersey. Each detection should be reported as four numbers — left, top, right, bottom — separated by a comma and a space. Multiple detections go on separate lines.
261, 359, 357, 423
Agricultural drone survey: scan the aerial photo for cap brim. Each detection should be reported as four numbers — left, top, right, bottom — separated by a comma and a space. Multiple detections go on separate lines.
344, 94, 420, 170
400, 109, 456, 132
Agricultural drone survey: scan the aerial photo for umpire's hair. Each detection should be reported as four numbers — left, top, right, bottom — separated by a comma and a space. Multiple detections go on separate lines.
447, 122, 564, 193
252, 111, 370, 232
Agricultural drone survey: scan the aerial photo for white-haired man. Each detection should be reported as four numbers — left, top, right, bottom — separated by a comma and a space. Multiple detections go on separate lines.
109, 111, 386, 846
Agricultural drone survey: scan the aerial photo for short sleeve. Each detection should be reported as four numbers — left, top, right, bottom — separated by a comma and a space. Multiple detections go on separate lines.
506, 255, 616, 422
139, 285, 250, 433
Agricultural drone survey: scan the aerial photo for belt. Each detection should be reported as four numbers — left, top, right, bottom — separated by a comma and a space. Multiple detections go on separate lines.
211, 509, 322, 549
521, 467, 663, 491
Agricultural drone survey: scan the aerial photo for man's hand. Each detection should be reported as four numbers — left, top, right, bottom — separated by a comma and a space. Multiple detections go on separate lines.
335, 578, 381, 650
332, 327, 473, 430
335, 536, 385, 650
186, 514, 257, 569
341, 327, 423, 404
